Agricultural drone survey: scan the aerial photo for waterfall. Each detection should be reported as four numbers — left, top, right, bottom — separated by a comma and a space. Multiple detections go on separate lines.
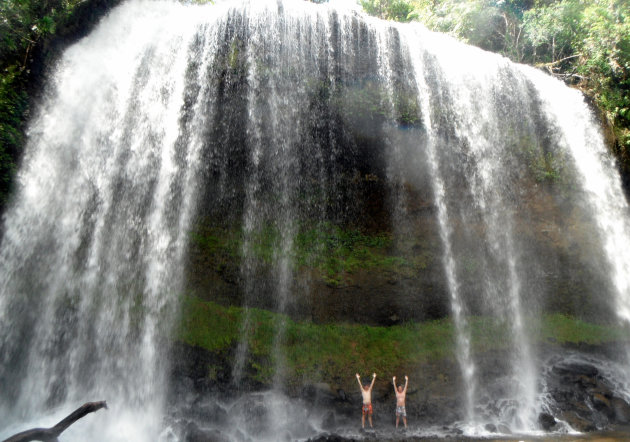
403, 27, 542, 430
522, 66, 630, 322
0, 2, 214, 440
0, 0, 628, 440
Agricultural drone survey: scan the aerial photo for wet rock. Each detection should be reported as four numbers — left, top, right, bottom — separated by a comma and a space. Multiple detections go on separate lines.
322, 410, 337, 430
307, 434, 352, 442
577, 374, 598, 389
552, 362, 599, 378
561, 411, 597, 432
497, 424, 511, 434
228, 396, 270, 435
538, 412, 556, 431
302, 383, 336, 405
591, 393, 612, 414
233, 429, 249, 442
484, 423, 497, 433
184, 422, 230, 442
337, 389, 348, 402
187, 400, 229, 426
611, 397, 630, 424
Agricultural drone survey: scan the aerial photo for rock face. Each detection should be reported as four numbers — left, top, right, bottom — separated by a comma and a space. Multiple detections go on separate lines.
184, 171, 617, 326
543, 352, 630, 432
168, 342, 630, 438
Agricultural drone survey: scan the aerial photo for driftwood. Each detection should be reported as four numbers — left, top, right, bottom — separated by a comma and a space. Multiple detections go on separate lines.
2, 401, 107, 442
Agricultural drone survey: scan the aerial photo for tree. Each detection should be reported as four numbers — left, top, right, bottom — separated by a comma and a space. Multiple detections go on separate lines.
360, 0, 418, 22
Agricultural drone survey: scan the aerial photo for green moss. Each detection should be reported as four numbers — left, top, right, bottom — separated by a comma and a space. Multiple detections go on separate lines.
540, 313, 630, 344
176, 296, 457, 385
189, 221, 420, 286
176, 297, 630, 387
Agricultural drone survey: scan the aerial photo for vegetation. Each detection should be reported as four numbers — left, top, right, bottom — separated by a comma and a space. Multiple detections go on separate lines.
0, 0, 122, 211
360, 0, 630, 178
177, 296, 630, 387
190, 221, 420, 286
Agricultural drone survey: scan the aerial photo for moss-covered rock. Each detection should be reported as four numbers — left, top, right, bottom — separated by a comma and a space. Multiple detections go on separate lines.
174, 296, 630, 395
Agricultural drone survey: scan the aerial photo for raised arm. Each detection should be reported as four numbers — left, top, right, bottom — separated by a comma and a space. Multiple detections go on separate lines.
369, 373, 376, 391
403, 375, 408, 393
392, 376, 397, 391
356, 373, 362, 389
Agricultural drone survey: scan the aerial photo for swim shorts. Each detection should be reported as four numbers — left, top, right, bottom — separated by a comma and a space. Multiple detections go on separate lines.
396, 405, 406, 417
362, 403, 373, 414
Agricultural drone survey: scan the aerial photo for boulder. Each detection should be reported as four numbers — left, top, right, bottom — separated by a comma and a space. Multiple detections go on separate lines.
484, 423, 497, 433
336, 389, 348, 402
552, 363, 599, 378
538, 412, 556, 431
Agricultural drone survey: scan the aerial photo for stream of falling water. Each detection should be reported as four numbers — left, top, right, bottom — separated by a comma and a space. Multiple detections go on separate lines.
1, 1, 629, 441
0, 2, 220, 439
405, 33, 478, 427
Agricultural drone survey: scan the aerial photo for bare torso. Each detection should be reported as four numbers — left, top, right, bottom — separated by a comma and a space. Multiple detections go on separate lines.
395, 389, 406, 406
361, 388, 372, 405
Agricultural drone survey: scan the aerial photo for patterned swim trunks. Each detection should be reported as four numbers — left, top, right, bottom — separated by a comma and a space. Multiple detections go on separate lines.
396, 405, 406, 417
362, 403, 373, 414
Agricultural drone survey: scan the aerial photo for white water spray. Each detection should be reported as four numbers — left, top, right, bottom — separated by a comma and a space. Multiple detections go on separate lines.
1, 1, 629, 441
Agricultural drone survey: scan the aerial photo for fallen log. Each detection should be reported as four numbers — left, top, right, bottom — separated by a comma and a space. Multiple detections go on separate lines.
2, 401, 107, 442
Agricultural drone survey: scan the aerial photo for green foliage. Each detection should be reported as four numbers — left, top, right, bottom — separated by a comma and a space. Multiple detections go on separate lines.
0, 0, 109, 211
0, 0, 84, 64
0, 66, 27, 207
360, 0, 418, 22
394, 92, 421, 126
523, 0, 582, 63
523, 0, 630, 155
177, 297, 630, 387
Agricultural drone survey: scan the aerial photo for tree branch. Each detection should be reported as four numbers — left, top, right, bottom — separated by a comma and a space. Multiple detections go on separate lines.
536, 53, 581, 70
2, 401, 107, 442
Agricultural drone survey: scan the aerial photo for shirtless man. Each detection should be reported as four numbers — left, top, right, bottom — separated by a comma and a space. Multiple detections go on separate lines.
392, 375, 408, 429
356, 373, 376, 428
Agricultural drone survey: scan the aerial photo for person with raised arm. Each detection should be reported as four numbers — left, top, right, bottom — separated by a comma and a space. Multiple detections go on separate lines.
392, 375, 408, 429
356, 372, 376, 428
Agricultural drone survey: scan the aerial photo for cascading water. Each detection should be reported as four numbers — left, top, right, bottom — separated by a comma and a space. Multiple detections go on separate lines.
0, 2, 214, 440
0, 0, 629, 440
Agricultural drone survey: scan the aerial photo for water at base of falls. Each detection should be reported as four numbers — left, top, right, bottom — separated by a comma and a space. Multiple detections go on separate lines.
1, 0, 629, 440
